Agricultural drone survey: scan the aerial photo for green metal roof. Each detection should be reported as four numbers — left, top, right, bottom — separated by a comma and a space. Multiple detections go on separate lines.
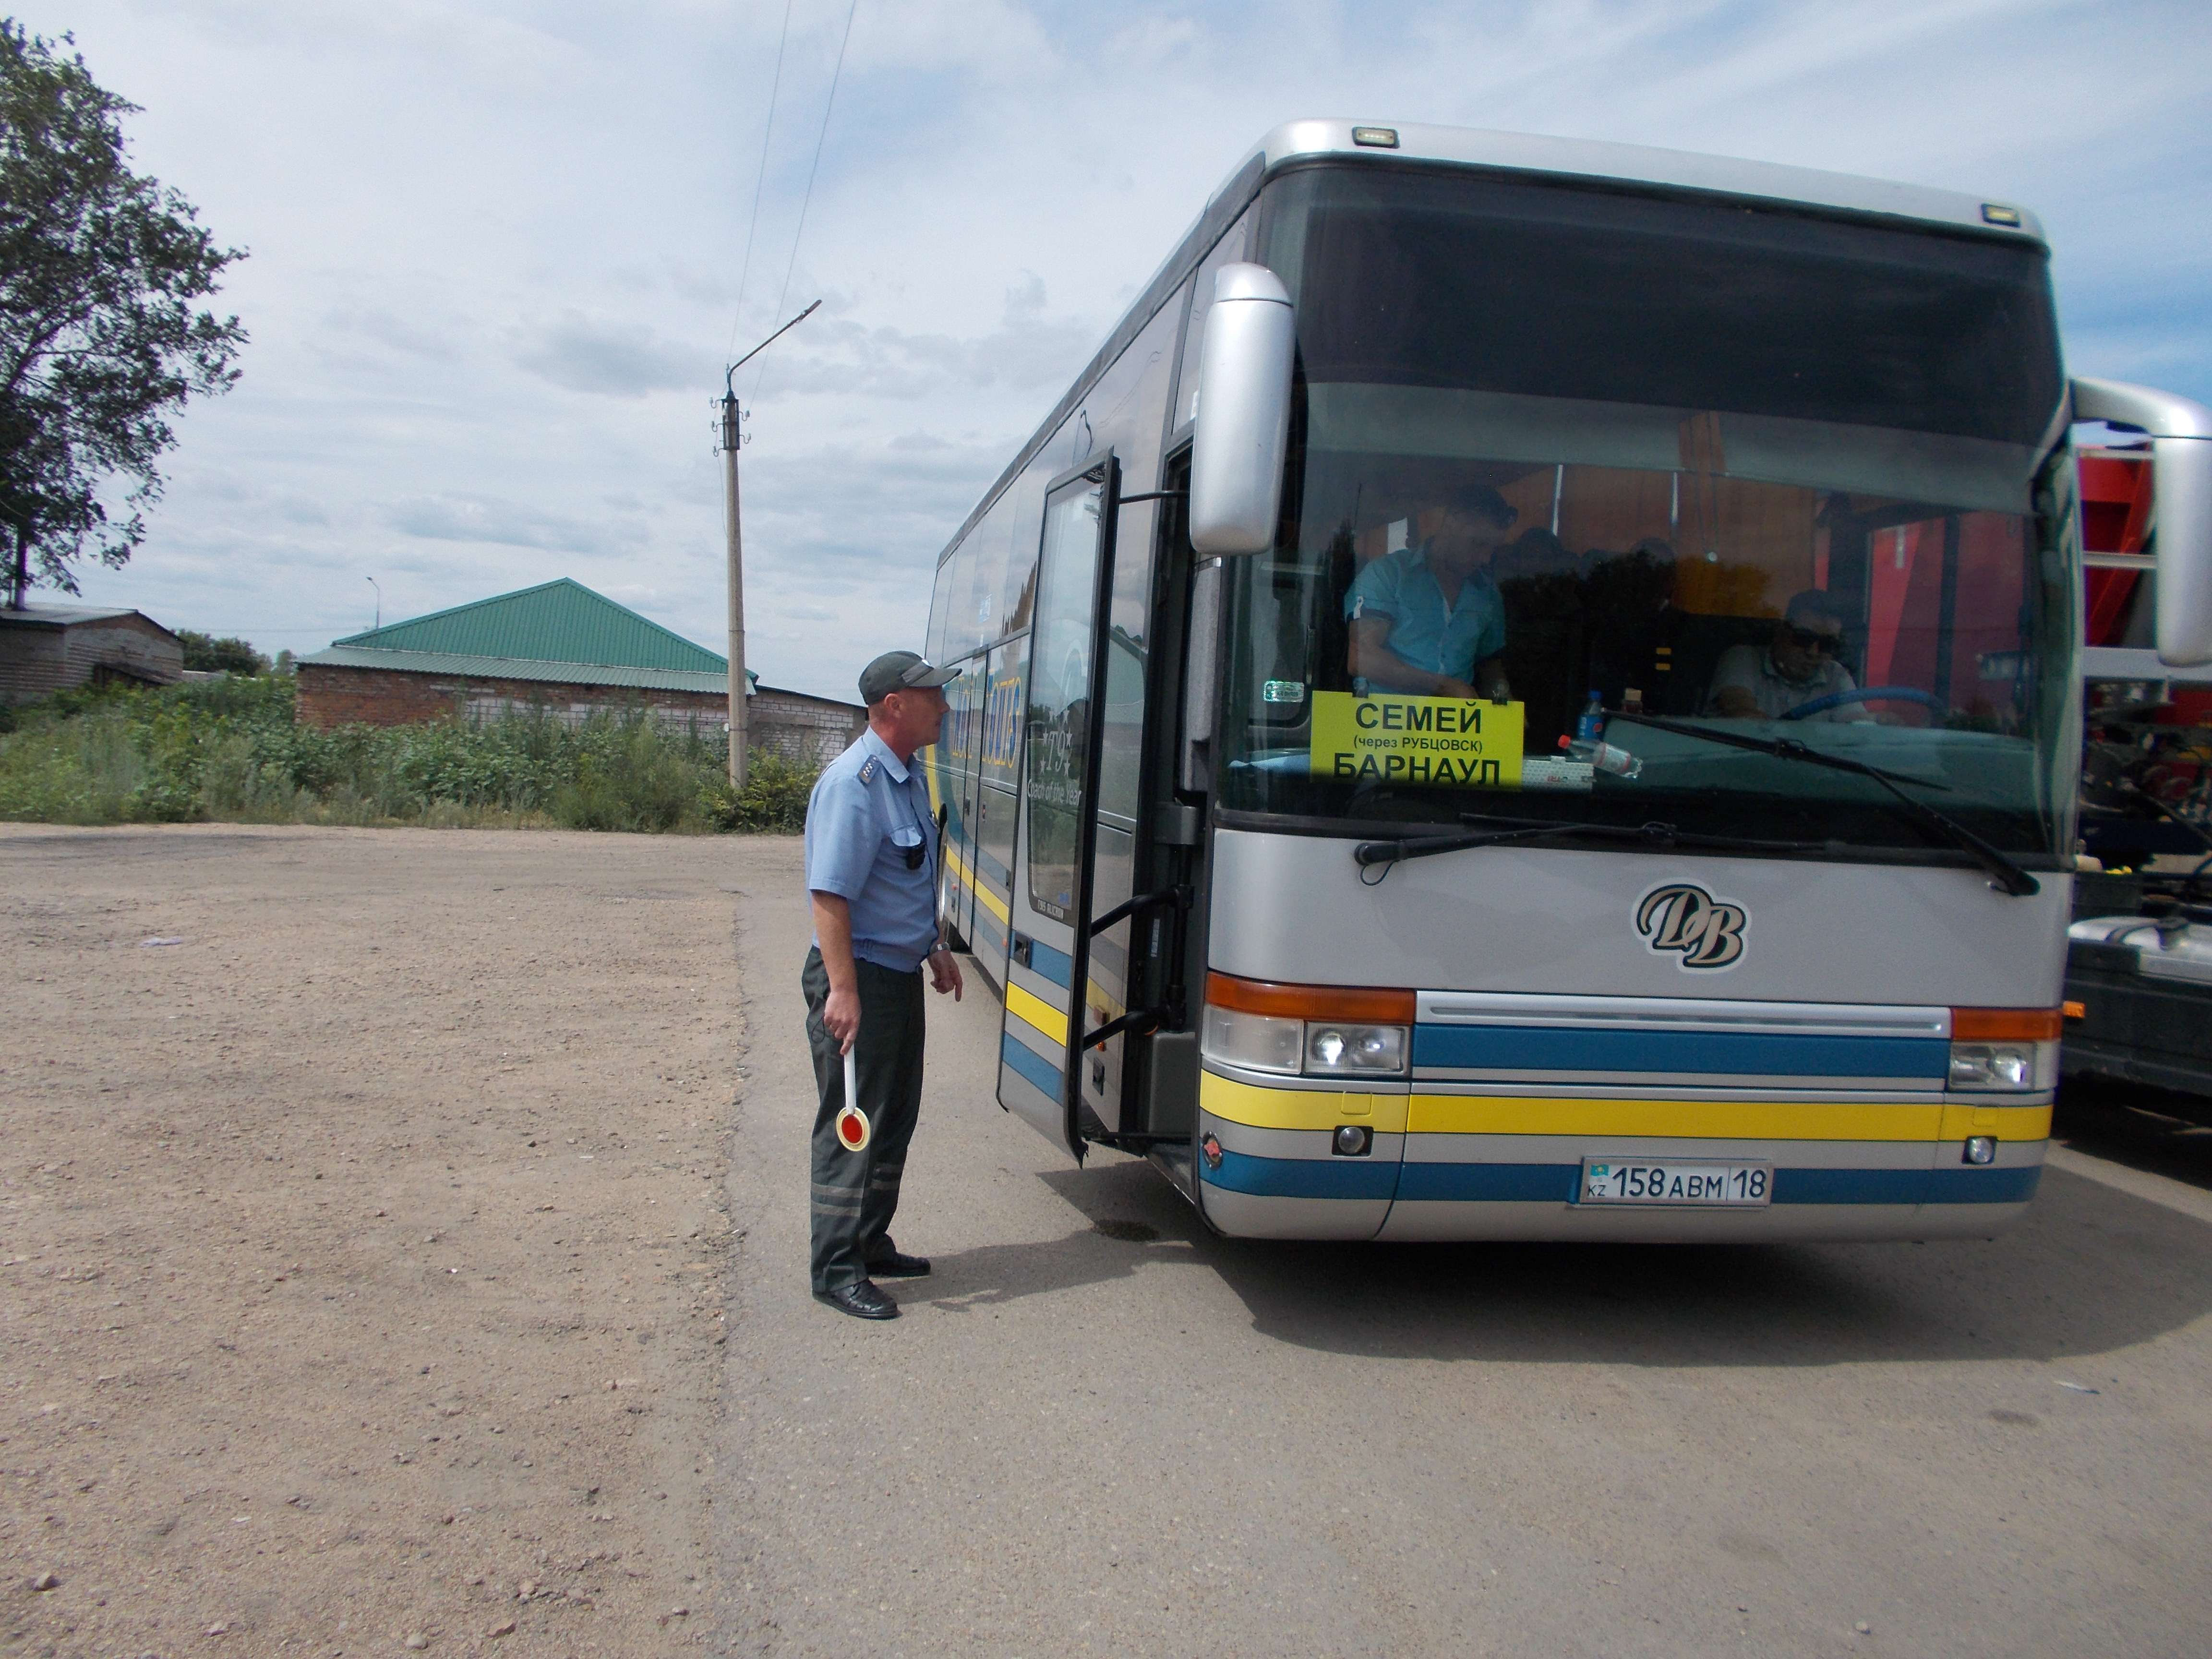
299, 646, 738, 694
324, 579, 726, 673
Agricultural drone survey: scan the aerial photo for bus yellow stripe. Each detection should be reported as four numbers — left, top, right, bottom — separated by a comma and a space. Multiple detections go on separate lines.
1408, 1094, 1949, 1141
1006, 981, 1067, 1048
1201, 1072, 1411, 1133
1937, 1102, 2053, 1142
945, 843, 1010, 924
1201, 1081, 2050, 1143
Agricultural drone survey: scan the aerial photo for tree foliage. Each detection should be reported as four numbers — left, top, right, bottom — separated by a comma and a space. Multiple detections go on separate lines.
176, 628, 266, 673
0, 22, 246, 603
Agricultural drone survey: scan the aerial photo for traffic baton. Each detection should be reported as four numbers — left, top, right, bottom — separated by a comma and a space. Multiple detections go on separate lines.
834, 1027, 871, 1153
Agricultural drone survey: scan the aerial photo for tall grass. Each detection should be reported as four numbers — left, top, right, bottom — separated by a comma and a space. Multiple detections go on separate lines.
0, 677, 820, 833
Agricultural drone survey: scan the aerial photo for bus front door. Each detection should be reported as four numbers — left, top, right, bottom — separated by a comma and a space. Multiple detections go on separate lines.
998, 457, 1129, 1159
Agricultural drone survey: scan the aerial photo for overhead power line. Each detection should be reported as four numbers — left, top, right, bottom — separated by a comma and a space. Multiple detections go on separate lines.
727, 0, 796, 361
753, 0, 858, 404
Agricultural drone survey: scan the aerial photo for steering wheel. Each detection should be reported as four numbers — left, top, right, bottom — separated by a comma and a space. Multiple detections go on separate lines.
1779, 686, 1947, 721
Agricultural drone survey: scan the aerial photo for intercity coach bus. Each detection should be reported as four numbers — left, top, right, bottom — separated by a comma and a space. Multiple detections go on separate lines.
920, 119, 2212, 1241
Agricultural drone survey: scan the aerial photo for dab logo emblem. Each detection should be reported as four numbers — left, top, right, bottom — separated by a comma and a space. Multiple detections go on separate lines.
1636, 882, 1748, 970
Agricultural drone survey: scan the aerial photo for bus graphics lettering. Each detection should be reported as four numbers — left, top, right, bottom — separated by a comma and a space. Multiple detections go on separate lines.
1309, 690, 1525, 790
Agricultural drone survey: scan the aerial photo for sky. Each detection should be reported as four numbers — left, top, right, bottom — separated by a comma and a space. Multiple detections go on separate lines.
25, 0, 2212, 702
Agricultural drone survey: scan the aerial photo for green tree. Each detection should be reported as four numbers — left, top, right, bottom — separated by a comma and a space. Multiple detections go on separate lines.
176, 628, 265, 674
0, 23, 246, 606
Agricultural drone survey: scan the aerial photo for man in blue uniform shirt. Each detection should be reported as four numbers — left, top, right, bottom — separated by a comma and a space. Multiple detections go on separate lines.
802, 649, 964, 1320
1344, 483, 1515, 700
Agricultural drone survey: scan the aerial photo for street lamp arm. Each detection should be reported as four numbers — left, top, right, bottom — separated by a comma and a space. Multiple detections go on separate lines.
725, 299, 821, 397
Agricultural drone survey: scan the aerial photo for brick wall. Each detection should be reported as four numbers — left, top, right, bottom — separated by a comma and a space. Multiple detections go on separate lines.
749, 685, 868, 766
295, 664, 729, 731
293, 664, 869, 767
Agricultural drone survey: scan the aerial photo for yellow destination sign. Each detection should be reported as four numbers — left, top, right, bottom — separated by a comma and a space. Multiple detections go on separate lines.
1309, 690, 1525, 788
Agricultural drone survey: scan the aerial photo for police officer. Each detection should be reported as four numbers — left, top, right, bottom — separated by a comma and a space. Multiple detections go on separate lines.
802, 649, 964, 1320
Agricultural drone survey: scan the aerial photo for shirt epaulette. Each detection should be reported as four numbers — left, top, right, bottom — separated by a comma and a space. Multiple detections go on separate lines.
857, 756, 878, 784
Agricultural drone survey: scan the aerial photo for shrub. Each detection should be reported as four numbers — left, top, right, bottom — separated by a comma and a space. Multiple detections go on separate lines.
0, 676, 822, 833
699, 748, 817, 832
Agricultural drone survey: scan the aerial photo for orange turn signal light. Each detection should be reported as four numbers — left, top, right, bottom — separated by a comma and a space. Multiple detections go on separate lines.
1951, 1007, 2064, 1041
2063, 1000, 2086, 1021
1204, 971, 1414, 1024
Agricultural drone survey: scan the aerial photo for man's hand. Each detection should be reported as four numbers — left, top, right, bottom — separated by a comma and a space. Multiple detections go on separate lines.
1434, 675, 1480, 700
1708, 685, 1759, 719
928, 948, 964, 1000
822, 983, 861, 1054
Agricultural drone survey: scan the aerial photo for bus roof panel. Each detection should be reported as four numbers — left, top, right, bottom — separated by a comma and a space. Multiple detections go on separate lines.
1244, 119, 2046, 245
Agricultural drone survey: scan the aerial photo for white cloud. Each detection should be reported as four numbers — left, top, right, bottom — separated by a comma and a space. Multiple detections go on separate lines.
386, 493, 628, 554
511, 315, 704, 398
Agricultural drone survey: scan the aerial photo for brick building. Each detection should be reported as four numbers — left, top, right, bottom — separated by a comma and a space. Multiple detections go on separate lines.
0, 604, 184, 702
295, 579, 867, 762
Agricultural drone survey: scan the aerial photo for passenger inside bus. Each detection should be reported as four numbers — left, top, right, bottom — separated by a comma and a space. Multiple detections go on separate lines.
1704, 589, 1874, 721
1342, 482, 1515, 700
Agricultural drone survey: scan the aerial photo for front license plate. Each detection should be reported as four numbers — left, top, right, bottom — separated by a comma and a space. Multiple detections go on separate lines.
1578, 1158, 1772, 1207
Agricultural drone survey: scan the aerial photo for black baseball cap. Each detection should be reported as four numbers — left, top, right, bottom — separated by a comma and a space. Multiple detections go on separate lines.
858, 650, 956, 705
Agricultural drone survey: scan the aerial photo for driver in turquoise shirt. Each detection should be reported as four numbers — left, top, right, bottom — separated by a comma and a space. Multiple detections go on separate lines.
1345, 483, 1515, 700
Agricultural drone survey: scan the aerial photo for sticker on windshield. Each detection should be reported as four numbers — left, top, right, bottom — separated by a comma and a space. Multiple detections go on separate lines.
1309, 691, 1525, 789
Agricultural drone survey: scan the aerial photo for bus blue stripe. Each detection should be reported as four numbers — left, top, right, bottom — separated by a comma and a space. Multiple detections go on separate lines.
1925, 1165, 2042, 1203
1200, 1147, 1401, 1202
1413, 1025, 1950, 1079
970, 902, 1008, 962
1020, 934, 1073, 989
1001, 1031, 1063, 1098
1396, 1162, 1579, 1202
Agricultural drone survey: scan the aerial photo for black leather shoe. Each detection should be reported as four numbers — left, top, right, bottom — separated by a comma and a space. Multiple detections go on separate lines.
815, 1280, 899, 1320
866, 1250, 931, 1279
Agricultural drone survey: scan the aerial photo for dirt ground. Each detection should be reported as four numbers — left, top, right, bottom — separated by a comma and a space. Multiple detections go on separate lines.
1, 823, 757, 1657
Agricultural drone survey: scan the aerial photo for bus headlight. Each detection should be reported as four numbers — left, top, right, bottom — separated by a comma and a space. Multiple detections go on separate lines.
1946, 1040, 2055, 1092
1305, 1024, 1408, 1077
1202, 1006, 1304, 1075
1202, 974, 1419, 1081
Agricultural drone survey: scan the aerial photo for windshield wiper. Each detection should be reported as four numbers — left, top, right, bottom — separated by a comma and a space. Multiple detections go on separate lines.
1352, 816, 1826, 875
1605, 711, 2041, 898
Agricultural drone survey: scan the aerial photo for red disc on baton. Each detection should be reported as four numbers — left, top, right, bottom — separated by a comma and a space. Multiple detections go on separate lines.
834, 1105, 872, 1152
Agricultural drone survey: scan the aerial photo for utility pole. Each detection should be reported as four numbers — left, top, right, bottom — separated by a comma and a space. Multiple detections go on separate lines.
721, 390, 747, 790
719, 299, 821, 792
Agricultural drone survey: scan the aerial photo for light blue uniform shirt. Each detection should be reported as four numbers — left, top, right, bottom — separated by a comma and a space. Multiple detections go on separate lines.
805, 729, 939, 974
1344, 544, 1507, 682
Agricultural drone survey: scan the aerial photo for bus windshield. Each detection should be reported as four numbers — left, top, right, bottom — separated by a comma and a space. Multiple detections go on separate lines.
1219, 163, 2077, 860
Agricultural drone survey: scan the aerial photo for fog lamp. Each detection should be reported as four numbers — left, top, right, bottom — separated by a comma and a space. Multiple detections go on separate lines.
1963, 1136, 1997, 1166
1333, 1124, 1373, 1157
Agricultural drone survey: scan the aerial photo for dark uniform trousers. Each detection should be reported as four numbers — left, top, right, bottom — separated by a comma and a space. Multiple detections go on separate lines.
802, 946, 926, 1294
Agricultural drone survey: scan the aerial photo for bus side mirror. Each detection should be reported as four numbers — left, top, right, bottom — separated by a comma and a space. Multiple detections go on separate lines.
2073, 376, 2212, 666
1189, 263, 1294, 556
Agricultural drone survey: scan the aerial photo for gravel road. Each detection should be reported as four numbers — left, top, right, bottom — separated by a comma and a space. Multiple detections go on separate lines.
7, 823, 2212, 1658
